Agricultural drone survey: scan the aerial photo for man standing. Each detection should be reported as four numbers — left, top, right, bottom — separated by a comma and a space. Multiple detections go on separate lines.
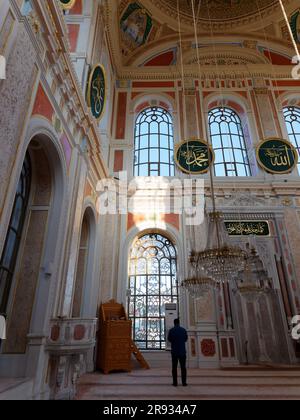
168, 319, 188, 387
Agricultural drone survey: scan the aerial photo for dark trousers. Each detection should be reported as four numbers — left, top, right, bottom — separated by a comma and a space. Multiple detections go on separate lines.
172, 354, 187, 385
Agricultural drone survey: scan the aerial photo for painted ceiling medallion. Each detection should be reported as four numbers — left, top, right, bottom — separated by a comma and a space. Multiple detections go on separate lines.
148, 0, 277, 22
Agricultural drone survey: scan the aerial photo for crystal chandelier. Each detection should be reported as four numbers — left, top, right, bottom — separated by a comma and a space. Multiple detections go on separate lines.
182, 277, 216, 299
178, 0, 246, 284
193, 212, 246, 283
182, 249, 217, 298
181, 225, 217, 299
237, 247, 270, 302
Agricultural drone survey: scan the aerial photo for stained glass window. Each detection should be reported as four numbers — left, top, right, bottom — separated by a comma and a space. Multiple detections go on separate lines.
0, 154, 31, 315
209, 107, 251, 177
128, 234, 178, 350
283, 106, 300, 173
134, 107, 175, 177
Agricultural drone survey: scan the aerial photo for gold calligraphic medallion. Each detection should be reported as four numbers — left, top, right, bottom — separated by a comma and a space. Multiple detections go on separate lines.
256, 138, 298, 175
87, 64, 106, 121
175, 139, 215, 175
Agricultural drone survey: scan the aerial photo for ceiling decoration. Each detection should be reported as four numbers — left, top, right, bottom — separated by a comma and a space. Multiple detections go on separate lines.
107, 1, 295, 71
149, 0, 277, 22
119, 1, 159, 57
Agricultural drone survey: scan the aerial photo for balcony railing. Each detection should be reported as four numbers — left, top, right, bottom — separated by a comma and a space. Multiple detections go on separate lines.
47, 318, 97, 354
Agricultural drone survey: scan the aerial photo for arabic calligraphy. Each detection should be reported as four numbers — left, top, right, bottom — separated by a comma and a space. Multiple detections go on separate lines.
87, 64, 106, 120
225, 222, 269, 236
92, 74, 105, 116
181, 147, 209, 168
257, 139, 298, 174
265, 146, 291, 168
175, 140, 214, 174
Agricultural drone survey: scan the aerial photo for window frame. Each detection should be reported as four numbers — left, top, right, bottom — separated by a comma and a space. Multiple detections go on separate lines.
208, 107, 252, 177
134, 107, 175, 177
128, 233, 178, 350
283, 106, 300, 173
0, 154, 31, 315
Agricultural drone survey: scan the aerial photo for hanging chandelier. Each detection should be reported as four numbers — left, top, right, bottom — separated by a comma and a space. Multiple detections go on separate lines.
182, 277, 217, 299
176, 0, 246, 285
237, 247, 270, 302
191, 212, 246, 283
182, 246, 217, 298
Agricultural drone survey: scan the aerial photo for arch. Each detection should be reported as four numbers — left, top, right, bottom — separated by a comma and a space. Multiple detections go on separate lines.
208, 106, 252, 177
117, 223, 186, 313
184, 45, 270, 66
128, 232, 178, 350
127, 31, 295, 67
134, 106, 175, 177
0, 124, 66, 360
280, 95, 300, 110
204, 92, 251, 115
72, 206, 97, 318
131, 93, 176, 115
0, 118, 67, 368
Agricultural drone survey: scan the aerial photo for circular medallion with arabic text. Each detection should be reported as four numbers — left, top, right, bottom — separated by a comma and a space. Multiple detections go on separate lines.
175, 139, 215, 175
87, 64, 106, 121
256, 138, 298, 175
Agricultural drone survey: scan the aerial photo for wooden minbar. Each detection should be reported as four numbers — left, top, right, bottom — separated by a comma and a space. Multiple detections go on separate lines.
97, 300, 132, 374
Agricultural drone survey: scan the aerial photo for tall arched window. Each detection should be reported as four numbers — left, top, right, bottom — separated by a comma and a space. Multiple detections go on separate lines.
134, 107, 175, 177
283, 106, 300, 173
209, 107, 251, 177
72, 214, 90, 318
128, 233, 178, 350
0, 154, 31, 314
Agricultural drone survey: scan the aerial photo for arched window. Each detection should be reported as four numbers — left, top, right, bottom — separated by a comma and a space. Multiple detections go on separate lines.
72, 214, 90, 318
134, 107, 175, 177
209, 107, 251, 177
0, 154, 31, 314
128, 233, 178, 350
283, 106, 300, 173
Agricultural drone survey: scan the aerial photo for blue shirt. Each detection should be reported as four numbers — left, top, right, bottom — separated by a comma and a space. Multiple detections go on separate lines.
168, 326, 188, 357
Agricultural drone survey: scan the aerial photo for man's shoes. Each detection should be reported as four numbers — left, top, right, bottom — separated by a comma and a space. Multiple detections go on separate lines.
173, 383, 178, 387
182, 383, 188, 387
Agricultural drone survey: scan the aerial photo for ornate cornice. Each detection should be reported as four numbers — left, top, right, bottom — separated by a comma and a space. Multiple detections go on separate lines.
24, 0, 109, 180
116, 64, 295, 81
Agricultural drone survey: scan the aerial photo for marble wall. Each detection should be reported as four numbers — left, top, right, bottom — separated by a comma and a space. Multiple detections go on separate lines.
0, 25, 38, 219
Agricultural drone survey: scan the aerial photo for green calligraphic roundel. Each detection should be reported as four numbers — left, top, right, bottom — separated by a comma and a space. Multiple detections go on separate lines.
290, 11, 300, 43
175, 140, 214, 175
59, 0, 76, 10
256, 138, 298, 175
87, 64, 106, 121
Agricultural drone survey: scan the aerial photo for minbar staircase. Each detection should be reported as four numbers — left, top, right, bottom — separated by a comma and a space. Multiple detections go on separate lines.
131, 341, 150, 370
